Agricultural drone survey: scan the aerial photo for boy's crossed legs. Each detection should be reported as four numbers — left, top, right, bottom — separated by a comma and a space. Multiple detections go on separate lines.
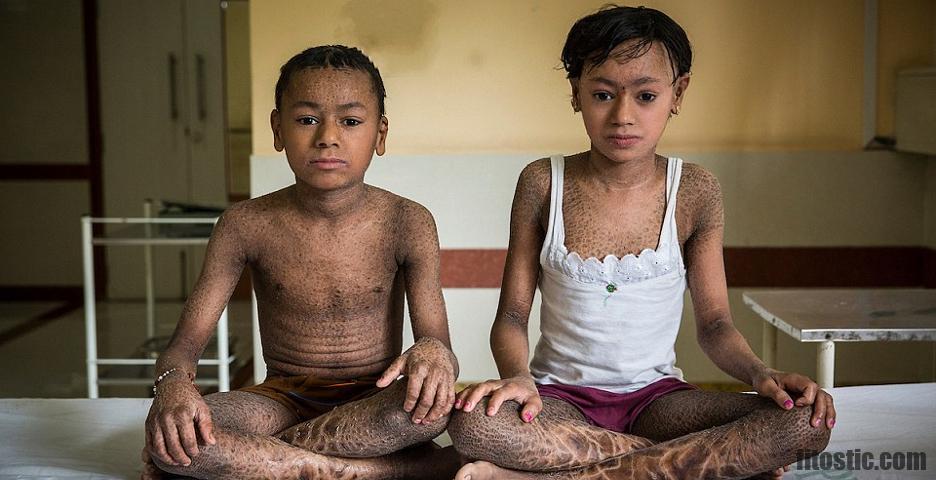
450, 390, 830, 479
144, 380, 460, 479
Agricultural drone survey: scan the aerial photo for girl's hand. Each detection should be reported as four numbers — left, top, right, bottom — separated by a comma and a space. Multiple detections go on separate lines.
455, 375, 543, 423
752, 367, 836, 430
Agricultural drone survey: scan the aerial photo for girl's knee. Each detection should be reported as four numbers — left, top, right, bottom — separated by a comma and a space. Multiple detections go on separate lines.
448, 400, 522, 460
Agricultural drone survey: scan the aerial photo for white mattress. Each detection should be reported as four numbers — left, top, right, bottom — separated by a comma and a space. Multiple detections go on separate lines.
1, 383, 934, 479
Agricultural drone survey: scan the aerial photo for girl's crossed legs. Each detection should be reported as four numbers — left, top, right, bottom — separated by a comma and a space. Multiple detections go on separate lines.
450, 389, 830, 479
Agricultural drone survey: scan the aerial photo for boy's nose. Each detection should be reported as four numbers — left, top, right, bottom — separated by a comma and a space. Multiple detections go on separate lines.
314, 121, 339, 148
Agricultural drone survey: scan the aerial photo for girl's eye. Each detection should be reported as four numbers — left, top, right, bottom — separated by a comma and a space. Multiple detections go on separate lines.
593, 92, 613, 102
342, 118, 362, 126
297, 116, 318, 125
638, 93, 657, 102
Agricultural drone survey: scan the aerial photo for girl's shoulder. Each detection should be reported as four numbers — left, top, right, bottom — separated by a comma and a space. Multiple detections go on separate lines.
676, 161, 724, 235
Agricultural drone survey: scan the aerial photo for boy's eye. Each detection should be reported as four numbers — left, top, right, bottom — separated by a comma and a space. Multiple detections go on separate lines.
342, 118, 362, 127
638, 93, 657, 102
297, 116, 318, 125
593, 92, 613, 102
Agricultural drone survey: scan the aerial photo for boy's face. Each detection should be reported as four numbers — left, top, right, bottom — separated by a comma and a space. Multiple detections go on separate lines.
271, 67, 388, 191
571, 41, 689, 164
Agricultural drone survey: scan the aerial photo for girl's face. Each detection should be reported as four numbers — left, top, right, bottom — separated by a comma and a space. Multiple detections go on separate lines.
571, 41, 689, 165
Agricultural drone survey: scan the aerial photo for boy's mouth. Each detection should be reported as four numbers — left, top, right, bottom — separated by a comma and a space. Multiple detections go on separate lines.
607, 134, 640, 147
310, 157, 348, 170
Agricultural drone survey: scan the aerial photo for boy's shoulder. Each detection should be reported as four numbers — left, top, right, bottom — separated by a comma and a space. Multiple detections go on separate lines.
365, 184, 435, 223
222, 187, 292, 221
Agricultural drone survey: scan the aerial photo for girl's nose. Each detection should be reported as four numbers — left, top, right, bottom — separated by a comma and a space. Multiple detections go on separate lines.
611, 97, 636, 126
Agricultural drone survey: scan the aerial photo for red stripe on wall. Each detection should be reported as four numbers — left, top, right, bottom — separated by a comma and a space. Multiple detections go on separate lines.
440, 249, 507, 288
440, 247, 935, 289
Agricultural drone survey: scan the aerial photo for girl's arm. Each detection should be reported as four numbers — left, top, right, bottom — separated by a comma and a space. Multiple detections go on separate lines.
455, 159, 551, 422
685, 165, 835, 429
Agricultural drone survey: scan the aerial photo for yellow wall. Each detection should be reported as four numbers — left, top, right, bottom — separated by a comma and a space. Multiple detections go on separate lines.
876, 0, 936, 138
250, 0, 869, 155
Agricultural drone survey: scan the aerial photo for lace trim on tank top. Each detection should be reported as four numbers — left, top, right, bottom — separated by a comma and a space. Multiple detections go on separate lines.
544, 245, 679, 286
541, 155, 684, 287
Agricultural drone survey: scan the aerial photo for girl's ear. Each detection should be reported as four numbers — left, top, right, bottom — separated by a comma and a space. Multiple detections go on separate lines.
375, 115, 389, 156
569, 79, 581, 112
672, 73, 691, 113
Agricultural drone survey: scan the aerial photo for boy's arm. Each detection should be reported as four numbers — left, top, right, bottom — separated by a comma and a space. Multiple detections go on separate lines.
456, 159, 549, 421
376, 201, 458, 425
684, 166, 834, 429
146, 209, 249, 466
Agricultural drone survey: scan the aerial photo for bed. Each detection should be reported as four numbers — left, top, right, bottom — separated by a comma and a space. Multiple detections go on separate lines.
1, 383, 934, 479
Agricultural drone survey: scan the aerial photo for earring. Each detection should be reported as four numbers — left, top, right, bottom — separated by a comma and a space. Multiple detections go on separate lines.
671, 105, 681, 116
571, 100, 580, 112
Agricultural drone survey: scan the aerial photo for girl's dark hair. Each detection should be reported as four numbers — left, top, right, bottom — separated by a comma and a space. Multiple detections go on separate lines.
561, 5, 691, 83
275, 45, 386, 115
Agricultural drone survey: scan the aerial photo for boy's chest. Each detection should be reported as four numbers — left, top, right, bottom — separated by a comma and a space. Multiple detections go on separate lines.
249, 222, 401, 310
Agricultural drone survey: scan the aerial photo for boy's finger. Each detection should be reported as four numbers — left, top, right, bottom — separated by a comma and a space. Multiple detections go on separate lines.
425, 384, 451, 422
179, 421, 200, 459
161, 421, 189, 466
377, 355, 406, 388
196, 408, 215, 445
403, 367, 428, 412
411, 374, 438, 423
151, 427, 173, 466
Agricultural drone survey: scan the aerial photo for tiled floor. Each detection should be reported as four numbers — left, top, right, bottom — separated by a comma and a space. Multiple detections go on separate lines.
0, 299, 255, 398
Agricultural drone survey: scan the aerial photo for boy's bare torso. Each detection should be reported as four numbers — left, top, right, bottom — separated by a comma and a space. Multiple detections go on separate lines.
227, 184, 416, 379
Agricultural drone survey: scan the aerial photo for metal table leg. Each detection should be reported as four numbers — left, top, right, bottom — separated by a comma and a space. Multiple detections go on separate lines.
817, 340, 835, 389
81, 217, 98, 399
762, 322, 777, 367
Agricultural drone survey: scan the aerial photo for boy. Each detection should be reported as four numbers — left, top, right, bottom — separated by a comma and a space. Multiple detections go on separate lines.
143, 45, 460, 479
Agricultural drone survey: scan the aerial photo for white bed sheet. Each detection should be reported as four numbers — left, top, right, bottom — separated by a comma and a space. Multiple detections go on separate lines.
0, 383, 934, 479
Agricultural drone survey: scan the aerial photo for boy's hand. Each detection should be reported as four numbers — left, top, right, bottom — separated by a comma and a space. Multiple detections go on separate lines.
455, 375, 542, 423
752, 367, 836, 430
145, 378, 216, 467
377, 337, 457, 424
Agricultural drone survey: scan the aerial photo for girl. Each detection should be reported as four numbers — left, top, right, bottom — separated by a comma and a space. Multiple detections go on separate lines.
449, 6, 834, 479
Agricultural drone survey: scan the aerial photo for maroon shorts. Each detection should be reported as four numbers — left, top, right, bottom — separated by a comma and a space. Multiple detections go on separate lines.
537, 377, 697, 433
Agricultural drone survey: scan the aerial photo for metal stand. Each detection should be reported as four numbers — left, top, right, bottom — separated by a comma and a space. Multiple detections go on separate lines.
81, 215, 235, 398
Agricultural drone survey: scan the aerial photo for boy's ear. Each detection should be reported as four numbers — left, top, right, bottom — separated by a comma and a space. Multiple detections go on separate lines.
270, 109, 284, 152
569, 79, 581, 112
374, 115, 389, 156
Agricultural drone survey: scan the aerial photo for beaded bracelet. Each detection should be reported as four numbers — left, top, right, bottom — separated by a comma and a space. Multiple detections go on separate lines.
152, 368, 194, 396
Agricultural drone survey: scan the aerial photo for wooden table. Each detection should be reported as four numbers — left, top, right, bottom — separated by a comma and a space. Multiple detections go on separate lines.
742, 289, 936, 389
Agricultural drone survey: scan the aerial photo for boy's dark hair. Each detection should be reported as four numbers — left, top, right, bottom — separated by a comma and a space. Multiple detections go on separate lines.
275, 45, 386, 115
561, 5, 691, 83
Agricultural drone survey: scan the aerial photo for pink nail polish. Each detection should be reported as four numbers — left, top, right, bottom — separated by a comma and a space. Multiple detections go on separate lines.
783, 400, 793, 409
524, 413, 532, 422
829, 419, 835, 427
465, 402, 473, 410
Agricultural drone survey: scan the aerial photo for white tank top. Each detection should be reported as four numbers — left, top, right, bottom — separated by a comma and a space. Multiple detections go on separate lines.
530, 155, 687, 393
